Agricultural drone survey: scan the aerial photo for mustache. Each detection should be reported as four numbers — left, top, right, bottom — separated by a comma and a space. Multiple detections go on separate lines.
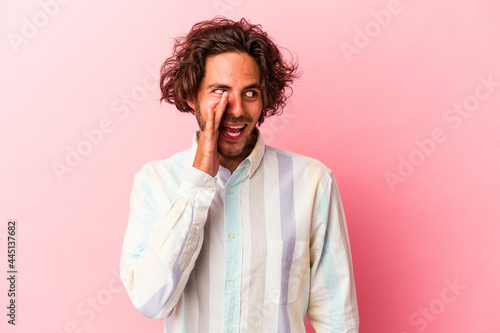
220, 116, 253, 123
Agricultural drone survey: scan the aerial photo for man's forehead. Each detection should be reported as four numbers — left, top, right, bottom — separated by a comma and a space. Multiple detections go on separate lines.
202, 52, 261, 87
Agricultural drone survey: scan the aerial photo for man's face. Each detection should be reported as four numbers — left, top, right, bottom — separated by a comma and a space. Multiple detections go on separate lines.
189, 52, 263, 163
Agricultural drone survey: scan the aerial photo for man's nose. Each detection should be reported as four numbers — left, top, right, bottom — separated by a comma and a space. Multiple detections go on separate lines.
225, 93, 245, 118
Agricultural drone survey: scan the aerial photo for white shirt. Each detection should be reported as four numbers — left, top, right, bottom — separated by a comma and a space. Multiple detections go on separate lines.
120, 129, 359, 332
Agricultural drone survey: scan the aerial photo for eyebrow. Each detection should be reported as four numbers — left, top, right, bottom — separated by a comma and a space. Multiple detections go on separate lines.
206, 83, 262, 91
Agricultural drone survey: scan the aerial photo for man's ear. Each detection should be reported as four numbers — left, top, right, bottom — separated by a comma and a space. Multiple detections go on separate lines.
187, 99, 195, 110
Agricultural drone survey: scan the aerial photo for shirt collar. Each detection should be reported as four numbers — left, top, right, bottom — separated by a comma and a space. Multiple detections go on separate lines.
191, 128, 266, 178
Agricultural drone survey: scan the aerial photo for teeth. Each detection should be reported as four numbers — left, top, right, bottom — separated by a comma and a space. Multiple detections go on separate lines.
222, 125, 245, 137
225, 131, 241, 137
221, 124, 246, 137
224, 128, 244, 136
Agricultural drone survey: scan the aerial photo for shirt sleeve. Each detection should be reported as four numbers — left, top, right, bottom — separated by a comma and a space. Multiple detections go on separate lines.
308, 170, 359, 332
120, 164, 216, 320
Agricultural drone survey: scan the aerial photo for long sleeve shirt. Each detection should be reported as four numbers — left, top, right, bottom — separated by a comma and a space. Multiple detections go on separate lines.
120, 130, 359, 333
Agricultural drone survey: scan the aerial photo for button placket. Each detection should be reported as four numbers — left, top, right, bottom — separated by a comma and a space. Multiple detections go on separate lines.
222, 167, 246, 333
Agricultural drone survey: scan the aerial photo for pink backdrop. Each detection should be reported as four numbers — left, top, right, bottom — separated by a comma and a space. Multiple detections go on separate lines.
1, 0, 499, 332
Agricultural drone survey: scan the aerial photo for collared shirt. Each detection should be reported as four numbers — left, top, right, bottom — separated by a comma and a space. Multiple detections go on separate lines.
120, 129, 359, 332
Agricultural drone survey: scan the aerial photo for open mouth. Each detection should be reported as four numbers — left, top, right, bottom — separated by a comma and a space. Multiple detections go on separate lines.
220, 124, 247, 140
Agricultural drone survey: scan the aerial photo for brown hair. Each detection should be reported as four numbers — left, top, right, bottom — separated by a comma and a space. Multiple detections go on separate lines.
159, 17, 299, 125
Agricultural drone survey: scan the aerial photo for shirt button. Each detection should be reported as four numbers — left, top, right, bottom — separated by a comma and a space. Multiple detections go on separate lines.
194, 225, 200, 231
228, 328, 234, 332
228, 188, 234, 194
229, 233, 235, 239
229, 281, 235, 287
208, 187, 214, 193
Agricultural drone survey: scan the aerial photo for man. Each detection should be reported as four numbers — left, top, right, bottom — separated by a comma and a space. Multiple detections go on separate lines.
120, 17, 359, 332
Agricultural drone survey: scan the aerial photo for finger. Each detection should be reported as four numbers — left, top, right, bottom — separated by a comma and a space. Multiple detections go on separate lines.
204, 94, 223, 134
213, 91, 228, 131
206, 102, 214, 133
202, 99, 218, 138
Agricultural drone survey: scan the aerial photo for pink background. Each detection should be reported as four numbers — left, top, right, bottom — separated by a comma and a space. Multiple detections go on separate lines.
1, 0, 499, 332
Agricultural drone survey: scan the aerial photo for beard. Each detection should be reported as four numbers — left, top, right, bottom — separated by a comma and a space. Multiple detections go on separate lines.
217, 128, 257, 159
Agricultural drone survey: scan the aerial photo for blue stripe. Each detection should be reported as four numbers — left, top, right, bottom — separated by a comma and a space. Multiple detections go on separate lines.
317, 190, 344, 332
223, 167, 246, 332
277, 153, 296, 333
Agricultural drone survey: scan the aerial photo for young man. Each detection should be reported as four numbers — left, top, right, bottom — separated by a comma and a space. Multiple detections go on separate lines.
120, 17, 359, 332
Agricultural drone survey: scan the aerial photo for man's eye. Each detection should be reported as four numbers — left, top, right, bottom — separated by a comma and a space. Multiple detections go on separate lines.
245, 91, 258, 97
214, 89, 225, 94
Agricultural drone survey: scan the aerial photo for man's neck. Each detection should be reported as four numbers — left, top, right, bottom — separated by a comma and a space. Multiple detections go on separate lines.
219, 155, 244, 174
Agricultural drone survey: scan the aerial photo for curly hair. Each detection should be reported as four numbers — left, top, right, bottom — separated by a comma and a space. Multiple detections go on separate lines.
159, 17, 299, 125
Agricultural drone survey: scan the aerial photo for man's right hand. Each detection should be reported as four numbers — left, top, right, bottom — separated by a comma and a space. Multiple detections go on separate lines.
192, 91, 228, 177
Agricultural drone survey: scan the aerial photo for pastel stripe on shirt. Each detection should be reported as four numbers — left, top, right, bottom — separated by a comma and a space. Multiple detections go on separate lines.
120, 129, 359, 332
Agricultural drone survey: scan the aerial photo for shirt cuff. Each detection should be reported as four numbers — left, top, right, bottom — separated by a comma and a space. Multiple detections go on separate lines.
178, 166, 217, 197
